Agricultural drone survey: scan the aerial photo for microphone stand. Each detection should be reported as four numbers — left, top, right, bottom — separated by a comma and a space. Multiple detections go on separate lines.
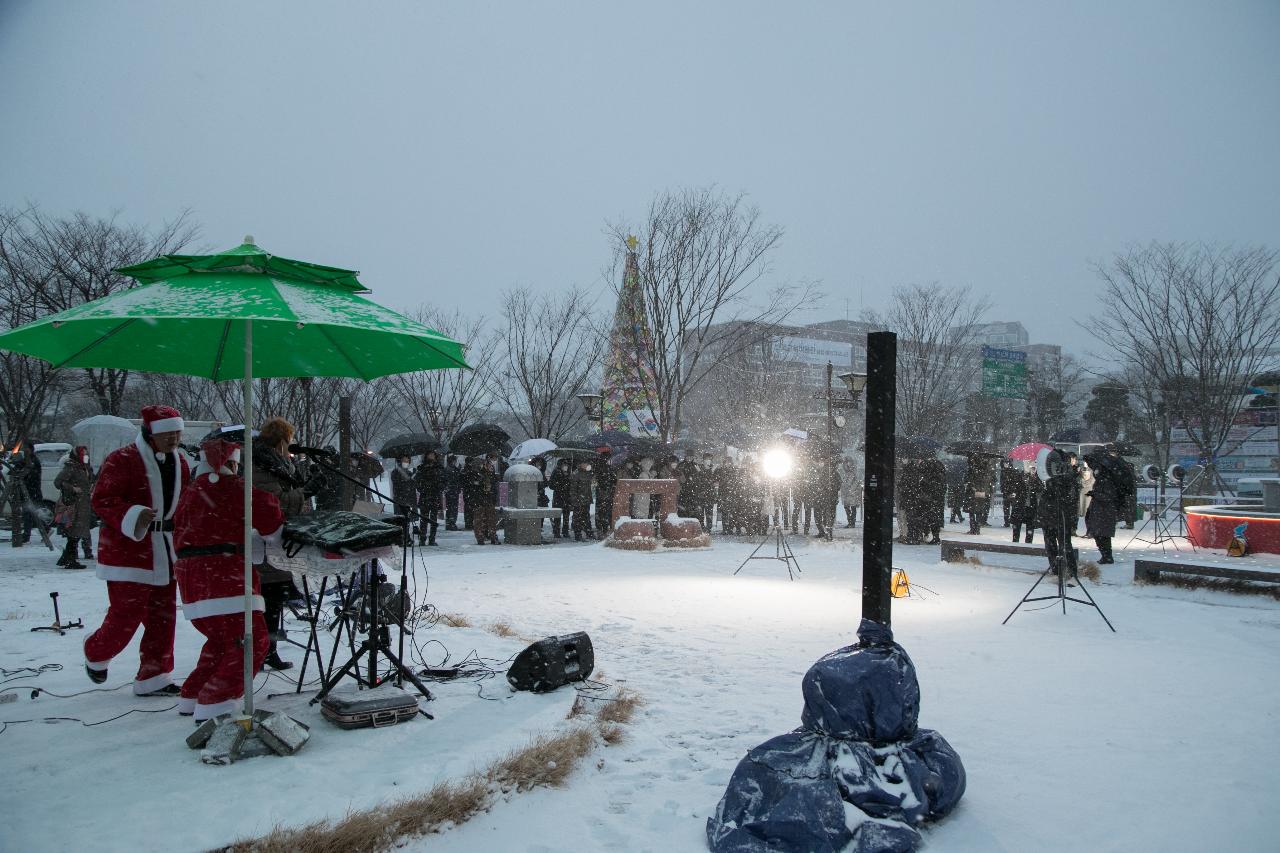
301, 452, 433, 705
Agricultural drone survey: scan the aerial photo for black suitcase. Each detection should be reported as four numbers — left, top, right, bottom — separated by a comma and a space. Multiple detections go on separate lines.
320, 684, 420, 729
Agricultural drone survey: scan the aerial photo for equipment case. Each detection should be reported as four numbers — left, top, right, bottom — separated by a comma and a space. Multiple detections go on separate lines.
320, 684, 420, 729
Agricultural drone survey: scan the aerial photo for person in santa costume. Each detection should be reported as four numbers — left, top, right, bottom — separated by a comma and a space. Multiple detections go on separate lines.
173, 436, 285, 720
83, 405, 190, 695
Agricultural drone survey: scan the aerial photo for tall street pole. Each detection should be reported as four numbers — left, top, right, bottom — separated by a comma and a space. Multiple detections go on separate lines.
826, 361, 835, 439
861, 332, 896, 628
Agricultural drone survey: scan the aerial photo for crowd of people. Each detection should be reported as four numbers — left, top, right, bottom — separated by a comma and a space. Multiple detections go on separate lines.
8, 402, 1142, 722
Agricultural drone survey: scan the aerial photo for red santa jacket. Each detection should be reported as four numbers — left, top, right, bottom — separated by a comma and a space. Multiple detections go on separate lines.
91, 434, 190, 586
173, 472, 285, 621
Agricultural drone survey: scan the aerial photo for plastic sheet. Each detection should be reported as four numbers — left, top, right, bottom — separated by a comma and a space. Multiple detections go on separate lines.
707, 619, 965, 853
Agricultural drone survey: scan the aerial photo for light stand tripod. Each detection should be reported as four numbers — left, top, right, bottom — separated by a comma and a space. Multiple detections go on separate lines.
304, 453, 433, 707
30, 591, 82, 635
735, 519, 802, 581
1129, 472, 1190, 551
1003, 504, 1115, 632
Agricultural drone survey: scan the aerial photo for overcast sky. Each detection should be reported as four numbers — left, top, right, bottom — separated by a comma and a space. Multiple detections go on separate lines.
2, 1, 1277, 360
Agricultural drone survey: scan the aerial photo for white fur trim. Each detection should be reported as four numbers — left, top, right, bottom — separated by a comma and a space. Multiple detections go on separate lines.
182, 594, 265, 621
228, 448, 241, 463
131, 433, 181, 584
176, 697, 196, 715
121, 504, 149, 542
147, 416, 184, 433
85, 658, 110, 672
132, 672, 174, 695
193, 698, 238, 721
96, 563, 165, 586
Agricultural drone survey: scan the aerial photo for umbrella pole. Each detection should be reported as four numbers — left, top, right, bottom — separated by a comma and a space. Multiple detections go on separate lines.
242, 320, 255, 721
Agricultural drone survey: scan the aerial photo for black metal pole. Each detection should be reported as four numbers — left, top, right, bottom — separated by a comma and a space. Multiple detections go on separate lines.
861, 331, 896, 628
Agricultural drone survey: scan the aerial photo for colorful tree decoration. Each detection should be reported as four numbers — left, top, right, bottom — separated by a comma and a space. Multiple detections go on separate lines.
601, 236, 661, 436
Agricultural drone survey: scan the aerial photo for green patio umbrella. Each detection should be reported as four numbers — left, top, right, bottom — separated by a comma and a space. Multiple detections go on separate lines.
0, 237, 469, 721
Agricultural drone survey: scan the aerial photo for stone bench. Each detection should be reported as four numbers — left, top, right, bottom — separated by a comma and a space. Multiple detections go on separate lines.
1133, 558, 1280, 585
939, 539, 1064, 563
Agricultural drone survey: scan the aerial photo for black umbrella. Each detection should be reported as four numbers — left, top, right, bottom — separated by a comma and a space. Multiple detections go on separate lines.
1049, 427, 1110, 444
896, 436, 938, 460
448, 422, 511, 457
945, 440, 1003, 458
581, 429, 648, 451
379, 432, 440, 459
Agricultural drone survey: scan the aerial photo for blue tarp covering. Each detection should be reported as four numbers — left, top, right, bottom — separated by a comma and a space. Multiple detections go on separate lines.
707, 620, 965, 853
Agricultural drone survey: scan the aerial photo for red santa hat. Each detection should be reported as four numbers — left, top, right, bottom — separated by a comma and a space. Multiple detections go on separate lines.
141, 404, 184, 435
199, 437, 241, 483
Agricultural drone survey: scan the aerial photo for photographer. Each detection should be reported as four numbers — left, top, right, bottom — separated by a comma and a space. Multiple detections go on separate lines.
6, 445, 41, 547
249, 417, 307, 671
54, 445, 94, 569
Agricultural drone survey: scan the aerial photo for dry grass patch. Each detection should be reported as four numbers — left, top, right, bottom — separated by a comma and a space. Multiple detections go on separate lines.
487, 620, 517, 638
487, 727, 596, 792
438, 612, 472, 628
224, 676, 642, 853
1077, 561, 1102, 583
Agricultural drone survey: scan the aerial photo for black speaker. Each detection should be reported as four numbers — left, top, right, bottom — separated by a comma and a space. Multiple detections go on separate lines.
506, 632, 595, 693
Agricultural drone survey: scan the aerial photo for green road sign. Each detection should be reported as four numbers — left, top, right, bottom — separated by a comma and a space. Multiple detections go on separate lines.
981, 346, 1027, 399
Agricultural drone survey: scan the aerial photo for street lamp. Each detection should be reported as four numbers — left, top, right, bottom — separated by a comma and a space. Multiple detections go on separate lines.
824, 362, 869, 437
576, 392, 605, 433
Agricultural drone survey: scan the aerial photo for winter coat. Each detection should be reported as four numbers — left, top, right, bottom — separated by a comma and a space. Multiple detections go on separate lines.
413, 461, 444, 510
1085, 460, 1120, 539
549, 464, 573, 508
463, 464, 499, 507
569, 468, 594, 507
1076, 466, 1093, 519
1007, 470, 1040, 526
840, 462, 862, 508
174, 472, 285, 621
54, 458, 94, 539
252, 445, 309, 519
91, 434, 190, 586
390, 465, 416, 509
920, 459, 947, 523
963, 462, 995, 509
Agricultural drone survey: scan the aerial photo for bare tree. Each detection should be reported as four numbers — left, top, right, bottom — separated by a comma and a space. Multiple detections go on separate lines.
864, 283, 991, 439
1089, 242, 1280, 489
607, 187, 818, 441
384, 307, 492, 442
488, 287, 603, 440
0, 206, 198, 418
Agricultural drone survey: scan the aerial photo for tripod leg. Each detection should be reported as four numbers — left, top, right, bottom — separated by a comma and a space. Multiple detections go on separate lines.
1071, 576, 1117, 632
1002, 567, 1054, 625
312, 640, 371, 704
378, 645, 434, 706
733, 533, 775, 574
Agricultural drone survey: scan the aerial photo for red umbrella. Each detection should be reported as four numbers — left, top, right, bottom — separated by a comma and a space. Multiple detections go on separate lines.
1008, 442, 1052, 461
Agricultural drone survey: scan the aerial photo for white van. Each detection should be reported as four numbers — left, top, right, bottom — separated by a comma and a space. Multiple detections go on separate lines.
33, 442, 73, 503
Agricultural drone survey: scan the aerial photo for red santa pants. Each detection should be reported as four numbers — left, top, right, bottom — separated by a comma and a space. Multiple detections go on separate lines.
180, 611, 269, 720
84, 578, 177, 693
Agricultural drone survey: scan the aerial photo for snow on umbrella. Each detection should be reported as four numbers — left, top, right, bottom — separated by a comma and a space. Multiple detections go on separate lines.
71, 415, 139, 470
582, 430, 645, 451
0, 237, 469, 722
379, 432, 440, 459
448, 422, 511, 457
1008, 442, 1053, 461
509, 438, 557, 461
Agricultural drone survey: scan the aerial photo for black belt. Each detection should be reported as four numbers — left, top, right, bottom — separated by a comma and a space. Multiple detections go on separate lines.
149, 519, 175, 532
176, 544, 242, 559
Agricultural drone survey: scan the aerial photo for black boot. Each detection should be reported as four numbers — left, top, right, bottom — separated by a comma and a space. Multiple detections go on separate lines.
82, 541, 93, 560
58, 539, 74, 566
85, 663, 107, 684
1025, 532, 1034, 544
265, 644, 293, 671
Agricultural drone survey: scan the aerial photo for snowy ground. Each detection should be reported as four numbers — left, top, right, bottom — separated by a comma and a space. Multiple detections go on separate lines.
2, 517, 1278, 853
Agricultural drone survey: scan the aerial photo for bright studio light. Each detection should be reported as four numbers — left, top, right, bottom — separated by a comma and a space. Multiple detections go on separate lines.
761, 447, 794, 479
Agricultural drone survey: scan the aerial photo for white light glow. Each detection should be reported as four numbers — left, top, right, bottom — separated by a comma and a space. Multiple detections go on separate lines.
761, 446, 794, 479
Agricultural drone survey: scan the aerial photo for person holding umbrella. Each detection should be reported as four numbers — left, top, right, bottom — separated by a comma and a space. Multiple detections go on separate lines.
594, 450, 617, 537
83, 405, 190, 695
549, 458, 572, 538
963, 457, 995, 535
464, 456, 500, 545
390, 454, 417, 520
